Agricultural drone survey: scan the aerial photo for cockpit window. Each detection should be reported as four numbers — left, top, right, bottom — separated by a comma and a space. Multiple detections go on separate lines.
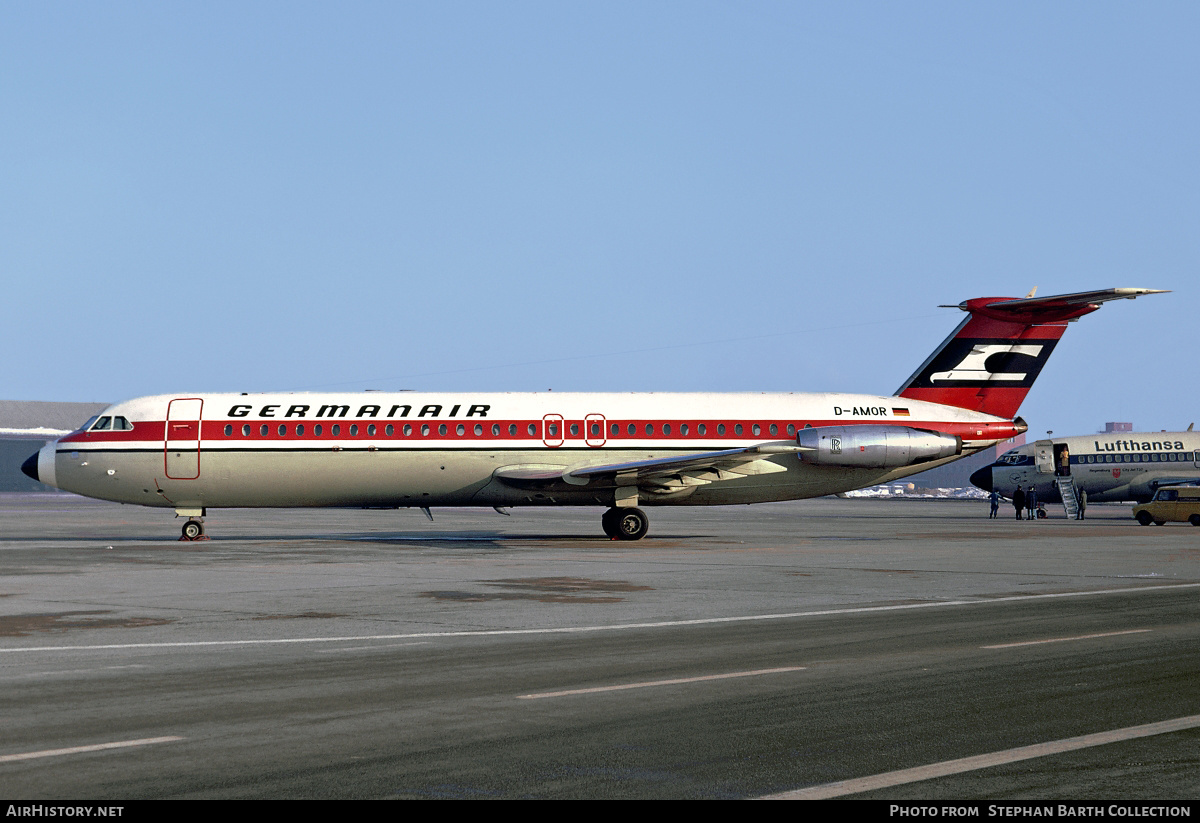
113, 416, 133, 431
996, 451, 1032, 466
80, 416, 100, 431
91, 416, 112, 431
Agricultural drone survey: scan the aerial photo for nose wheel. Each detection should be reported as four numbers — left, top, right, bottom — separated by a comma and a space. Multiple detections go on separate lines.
180, 519, 208, 541
601, 507, 649, 540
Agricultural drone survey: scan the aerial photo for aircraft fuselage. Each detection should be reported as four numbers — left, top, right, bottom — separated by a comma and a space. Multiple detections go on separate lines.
34, 390, 1015, 511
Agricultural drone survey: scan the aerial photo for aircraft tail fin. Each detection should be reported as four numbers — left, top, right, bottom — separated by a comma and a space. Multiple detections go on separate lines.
895, 288, 1167, 419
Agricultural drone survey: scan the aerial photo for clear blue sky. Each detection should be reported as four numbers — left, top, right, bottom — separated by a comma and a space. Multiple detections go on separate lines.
3, 2, 1197, 436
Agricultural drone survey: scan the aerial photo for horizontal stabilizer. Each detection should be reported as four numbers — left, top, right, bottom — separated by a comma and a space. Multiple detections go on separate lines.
941, 288, 1168, 319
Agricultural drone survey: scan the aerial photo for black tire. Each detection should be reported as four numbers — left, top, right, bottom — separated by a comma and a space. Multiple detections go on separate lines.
1136, 511, 1153, 526
1189, 515, 1200, 527
601, 508, 620, 538
614, 507, 649, 541
182, 520, 204, 540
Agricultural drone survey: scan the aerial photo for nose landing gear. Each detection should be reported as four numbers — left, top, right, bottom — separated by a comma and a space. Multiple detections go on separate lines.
180, 519, 208, 541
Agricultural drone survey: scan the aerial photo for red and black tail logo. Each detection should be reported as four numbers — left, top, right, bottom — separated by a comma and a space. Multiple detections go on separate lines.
904, 338, 1059, 389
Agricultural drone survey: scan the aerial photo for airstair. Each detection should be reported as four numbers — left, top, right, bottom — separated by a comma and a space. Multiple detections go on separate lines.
1056, 475, 1080, 519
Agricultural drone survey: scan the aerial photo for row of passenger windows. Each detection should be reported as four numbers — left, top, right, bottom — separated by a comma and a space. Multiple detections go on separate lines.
1081, 452, 1198, 464
221, 421, 804, 438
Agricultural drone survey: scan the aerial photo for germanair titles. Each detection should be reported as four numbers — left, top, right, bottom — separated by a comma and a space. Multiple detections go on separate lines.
227, 403, 491, 419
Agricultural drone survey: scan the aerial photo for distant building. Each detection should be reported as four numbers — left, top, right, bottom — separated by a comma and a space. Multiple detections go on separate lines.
0, 400, 108, 491
1105, 422, 1133, 433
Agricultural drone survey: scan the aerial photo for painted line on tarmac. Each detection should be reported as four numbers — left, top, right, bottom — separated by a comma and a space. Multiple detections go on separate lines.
2, 582, 1198, 655
518, 666, 805, 699
758, 714, 1200, 799
0, 736, 184, 763
982, 628, 1151, 649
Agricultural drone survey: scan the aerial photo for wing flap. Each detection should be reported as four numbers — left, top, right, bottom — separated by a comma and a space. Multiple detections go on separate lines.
493, 443, 806, 490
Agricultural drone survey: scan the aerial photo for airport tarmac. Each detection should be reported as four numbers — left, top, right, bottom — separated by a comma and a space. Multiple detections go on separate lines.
1, 493, 1198, 799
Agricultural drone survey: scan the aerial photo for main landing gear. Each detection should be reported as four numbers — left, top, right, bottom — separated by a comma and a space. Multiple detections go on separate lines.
601, 507, 649, 541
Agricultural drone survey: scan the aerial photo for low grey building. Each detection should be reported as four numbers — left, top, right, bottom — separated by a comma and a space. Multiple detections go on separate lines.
0, 400, 108, 491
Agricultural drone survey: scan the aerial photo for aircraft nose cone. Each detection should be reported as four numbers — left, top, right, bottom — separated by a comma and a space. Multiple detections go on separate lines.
21, 452, 39, 482
970, 465, 993, 492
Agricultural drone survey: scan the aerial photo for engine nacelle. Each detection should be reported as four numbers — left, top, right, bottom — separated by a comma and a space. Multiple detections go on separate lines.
796, 425, 962, 469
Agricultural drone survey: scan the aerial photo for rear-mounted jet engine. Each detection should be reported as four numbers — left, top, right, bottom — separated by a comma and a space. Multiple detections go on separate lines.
796, 425, 962, 469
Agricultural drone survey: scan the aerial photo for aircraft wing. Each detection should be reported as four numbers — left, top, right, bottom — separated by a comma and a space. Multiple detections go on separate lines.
494, 443, 808, 493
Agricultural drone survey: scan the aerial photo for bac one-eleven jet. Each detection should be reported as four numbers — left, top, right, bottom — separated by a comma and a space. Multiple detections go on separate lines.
23, 288, 1164, 541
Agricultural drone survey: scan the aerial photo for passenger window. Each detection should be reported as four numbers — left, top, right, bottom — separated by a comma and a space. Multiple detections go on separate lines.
403, 424, 413, 436
681, 423, 689, 436
260, 424, 269, 436
698, 423, 706, 436
242, 424, 251, 437
735, 424, 744, 436
350, 425, 359, 436
297, 424, 305, 436
717, 424, 726, 436
332, 424, 341, 436
476, 424, 484, 436
278, 424, 287, 436
456, 424, 465, 436
611, 423, 619, 436
224, 424, 232, 436
508, 424, 517, 436
439, 424, 448, 436
570, 423, 579, 437
752, 424, 761, 436
787, 424, 796, 436
548, 423, 559, 437
527, 423, 536, 437
315, 424, 323, 437
628, 423, 636, 436
385, 424, 394, 436
646, 423, 654, 435
770, 424, 778, 436
663, 423, 671, 435
368, 424, 376, 436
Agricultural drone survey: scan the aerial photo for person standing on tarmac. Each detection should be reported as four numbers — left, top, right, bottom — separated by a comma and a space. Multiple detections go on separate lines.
1026, 486, 1038, 520
1013, 486, 1026, 520
989, 489, 1000, 518
1078, 488, 1087, 520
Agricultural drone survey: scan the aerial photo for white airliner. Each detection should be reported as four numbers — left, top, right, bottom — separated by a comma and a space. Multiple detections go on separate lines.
22, 288, 1164, 540
971, 429, 1200, 506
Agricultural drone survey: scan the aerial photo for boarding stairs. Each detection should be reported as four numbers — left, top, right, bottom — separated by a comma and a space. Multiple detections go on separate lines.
1056, 475, 1080, 519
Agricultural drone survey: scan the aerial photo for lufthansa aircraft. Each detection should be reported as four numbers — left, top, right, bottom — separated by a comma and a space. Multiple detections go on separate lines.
22, 288, 1164, 540
971, 428, 1200, 506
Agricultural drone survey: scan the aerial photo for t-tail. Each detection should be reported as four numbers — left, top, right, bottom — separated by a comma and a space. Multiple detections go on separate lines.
895, 288, 1167, 420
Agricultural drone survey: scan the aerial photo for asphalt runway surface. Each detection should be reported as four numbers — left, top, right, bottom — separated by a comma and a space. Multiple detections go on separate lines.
2, 493, 1198, 799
